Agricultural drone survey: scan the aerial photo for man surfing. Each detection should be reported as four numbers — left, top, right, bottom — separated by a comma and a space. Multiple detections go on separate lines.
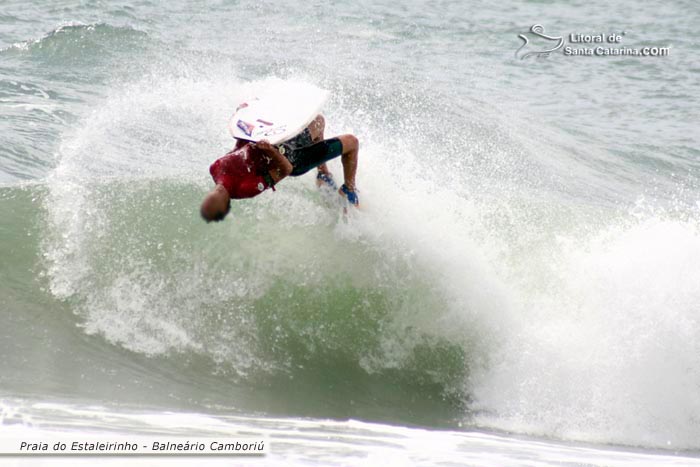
200, 114, 359, 223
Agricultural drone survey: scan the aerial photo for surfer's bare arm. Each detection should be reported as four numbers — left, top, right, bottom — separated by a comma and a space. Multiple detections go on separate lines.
254, 140, 292, 183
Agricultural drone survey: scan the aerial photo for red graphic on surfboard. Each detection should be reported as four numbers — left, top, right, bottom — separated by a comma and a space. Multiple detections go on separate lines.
236, 119, 255, 137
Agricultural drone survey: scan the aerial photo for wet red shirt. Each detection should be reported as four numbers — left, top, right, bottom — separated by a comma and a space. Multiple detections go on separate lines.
209, 144, 273, 199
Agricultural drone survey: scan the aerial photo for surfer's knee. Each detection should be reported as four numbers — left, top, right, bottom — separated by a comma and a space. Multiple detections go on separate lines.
338, 134, 358, 154
309, 115, 325, 141
313, 114, 325, 130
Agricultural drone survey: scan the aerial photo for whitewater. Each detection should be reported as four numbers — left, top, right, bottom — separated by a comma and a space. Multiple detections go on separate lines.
1, 0, 700, 465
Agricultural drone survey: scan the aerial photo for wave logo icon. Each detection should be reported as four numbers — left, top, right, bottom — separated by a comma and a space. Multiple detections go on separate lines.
515, 24, 564, 59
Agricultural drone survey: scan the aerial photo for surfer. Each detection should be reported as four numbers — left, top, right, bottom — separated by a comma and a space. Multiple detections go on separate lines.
200, 115, 359, 222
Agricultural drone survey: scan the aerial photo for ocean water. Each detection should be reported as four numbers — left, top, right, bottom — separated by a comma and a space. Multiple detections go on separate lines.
1, 0, 700, 465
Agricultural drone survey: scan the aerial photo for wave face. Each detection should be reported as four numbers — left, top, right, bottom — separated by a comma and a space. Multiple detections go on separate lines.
2, 0, 700, 452
39, 73, 499, 425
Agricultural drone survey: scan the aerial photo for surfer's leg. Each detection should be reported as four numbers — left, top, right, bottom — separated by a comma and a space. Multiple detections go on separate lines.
308, 115, 325, 143
287, 137, 344, 177
336, 134, 358, 192
282, 115, 331, 178
309, 115, 334, 181
317, 164, 332, 177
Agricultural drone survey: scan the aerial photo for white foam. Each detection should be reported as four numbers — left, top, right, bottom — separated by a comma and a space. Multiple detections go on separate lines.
42, 69, 700, 450
2, 399, 697, 467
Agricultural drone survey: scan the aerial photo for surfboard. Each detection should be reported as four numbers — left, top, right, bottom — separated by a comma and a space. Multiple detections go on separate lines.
228, 82, 329, 145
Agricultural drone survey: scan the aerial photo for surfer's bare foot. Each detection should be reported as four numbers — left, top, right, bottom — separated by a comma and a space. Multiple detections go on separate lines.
339, 184, 359, 207
316, 171, 337, 189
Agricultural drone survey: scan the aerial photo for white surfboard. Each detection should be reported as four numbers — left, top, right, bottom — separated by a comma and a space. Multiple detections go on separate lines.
228, 82, 329, 145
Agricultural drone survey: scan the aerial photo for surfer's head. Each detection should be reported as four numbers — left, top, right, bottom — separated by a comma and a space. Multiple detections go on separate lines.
200, 184, 231, 222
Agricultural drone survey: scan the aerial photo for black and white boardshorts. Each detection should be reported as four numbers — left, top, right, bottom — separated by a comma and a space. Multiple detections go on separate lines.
277, 128, 343, 176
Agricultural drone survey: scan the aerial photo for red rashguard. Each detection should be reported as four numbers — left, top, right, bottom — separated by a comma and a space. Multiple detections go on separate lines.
209, 144, 274, 199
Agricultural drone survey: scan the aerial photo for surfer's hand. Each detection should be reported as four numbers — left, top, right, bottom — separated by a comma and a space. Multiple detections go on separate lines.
253, 140, 291, 180
254, 140, 279, 164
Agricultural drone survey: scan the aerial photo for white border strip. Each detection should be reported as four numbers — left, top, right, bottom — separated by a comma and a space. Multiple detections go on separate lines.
0, 437, 268, 456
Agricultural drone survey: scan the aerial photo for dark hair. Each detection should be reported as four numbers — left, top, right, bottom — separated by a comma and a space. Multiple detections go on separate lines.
202, 199, 231, 223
